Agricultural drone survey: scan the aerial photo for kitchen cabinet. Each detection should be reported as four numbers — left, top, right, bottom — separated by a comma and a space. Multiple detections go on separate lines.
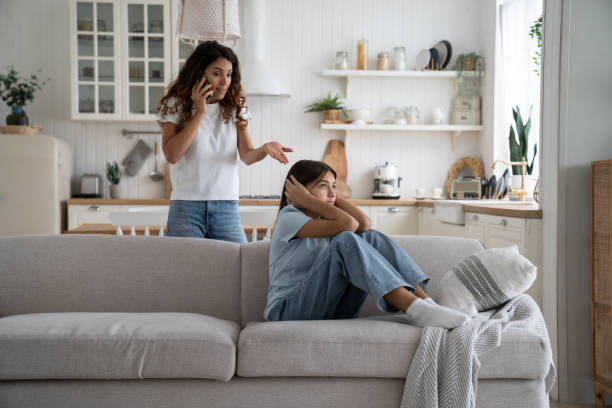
417, 207, 465, 237
464, 212, 542, 306
370, 206, 417, 235
68, 204, 169, 229
70, 0, 173, 120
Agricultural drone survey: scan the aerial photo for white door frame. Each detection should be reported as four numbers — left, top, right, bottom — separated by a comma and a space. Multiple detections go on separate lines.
541, 0, 566, 402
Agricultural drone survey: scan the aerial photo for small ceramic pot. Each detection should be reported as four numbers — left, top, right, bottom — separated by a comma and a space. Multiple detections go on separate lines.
109, 184, 120, 199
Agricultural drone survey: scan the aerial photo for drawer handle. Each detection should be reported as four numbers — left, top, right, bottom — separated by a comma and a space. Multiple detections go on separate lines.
88, 205, 101, 211
472, 214, 479, 221
388, 207, 399, 213
499, 219, 507, 226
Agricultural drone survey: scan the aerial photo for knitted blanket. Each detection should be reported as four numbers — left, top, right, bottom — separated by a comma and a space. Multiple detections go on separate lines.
400, 294, 555, 408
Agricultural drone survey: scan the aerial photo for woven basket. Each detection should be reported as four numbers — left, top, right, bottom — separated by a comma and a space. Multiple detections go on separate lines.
0, 125, 42, 135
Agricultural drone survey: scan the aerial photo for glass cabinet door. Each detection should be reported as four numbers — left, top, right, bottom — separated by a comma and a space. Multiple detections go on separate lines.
74, 0, 119, 117
125, 1, 170, 118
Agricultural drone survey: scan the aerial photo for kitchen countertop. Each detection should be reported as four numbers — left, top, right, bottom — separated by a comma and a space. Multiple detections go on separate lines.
64, 223, 270, 235
67, 198, 542, 218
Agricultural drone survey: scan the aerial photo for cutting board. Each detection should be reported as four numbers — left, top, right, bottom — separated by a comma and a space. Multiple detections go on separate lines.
322, 140, 351, 198
323, 140, 348, 181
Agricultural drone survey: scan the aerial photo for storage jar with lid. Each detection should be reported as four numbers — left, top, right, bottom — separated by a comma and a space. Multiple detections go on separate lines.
357, 39, 368, 70
392, 46, 407, 70
405, 105, 420, 124
377, 52, 390, 70
335, 51, 348, 70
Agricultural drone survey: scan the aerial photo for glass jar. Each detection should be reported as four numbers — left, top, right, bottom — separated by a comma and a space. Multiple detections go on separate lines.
405, 105, 420, 124
392, 46, 407, 70
357, 38, 368, 70
394, 107, 407, 125
385, 106, 398, 124
335, 51, 348, 70
376, 52, 390, 70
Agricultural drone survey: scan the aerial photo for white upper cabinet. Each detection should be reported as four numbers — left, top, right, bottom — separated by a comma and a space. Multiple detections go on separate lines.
71, 0, 175, 121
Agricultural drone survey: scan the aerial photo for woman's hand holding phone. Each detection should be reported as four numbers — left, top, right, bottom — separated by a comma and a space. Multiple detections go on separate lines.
191, 76, 213, 116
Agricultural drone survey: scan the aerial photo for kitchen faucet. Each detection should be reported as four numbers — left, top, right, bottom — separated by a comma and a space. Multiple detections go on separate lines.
491, 158, 528, 201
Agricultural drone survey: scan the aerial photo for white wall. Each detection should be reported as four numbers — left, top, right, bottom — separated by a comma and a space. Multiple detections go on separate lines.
556, 0, 612, 403
0, 0, 491, 199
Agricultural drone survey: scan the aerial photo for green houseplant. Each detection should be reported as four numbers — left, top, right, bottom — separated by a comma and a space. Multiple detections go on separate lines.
529, 15, 543, 76
509, 106, 538, 199
105, 161, 122, 199
455, 52, 481, 71
509, 106, 537, 175
0, 65, 49, 126
304, 91, 345, 122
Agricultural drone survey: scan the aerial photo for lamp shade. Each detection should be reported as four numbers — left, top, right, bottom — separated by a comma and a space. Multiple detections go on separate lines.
176, 0, 241, 43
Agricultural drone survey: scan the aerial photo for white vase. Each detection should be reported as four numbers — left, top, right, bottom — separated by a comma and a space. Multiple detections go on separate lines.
510, 175, 538, 200
109, 184, 120, 199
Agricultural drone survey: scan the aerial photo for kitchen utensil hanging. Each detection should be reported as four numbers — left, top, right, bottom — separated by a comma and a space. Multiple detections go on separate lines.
149, 141, 165, 182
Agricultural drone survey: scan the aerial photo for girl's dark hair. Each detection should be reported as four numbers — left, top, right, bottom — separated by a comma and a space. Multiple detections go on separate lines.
279, 160, 337, 212
157, 40, 248, 131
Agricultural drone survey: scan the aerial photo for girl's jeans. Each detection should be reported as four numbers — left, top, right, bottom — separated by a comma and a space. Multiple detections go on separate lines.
166, 200, 247, 244
267, 229, 429, 321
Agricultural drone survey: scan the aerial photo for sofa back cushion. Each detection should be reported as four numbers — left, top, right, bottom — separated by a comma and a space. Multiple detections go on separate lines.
0, 235, 242, 323
240, 235, 485, 324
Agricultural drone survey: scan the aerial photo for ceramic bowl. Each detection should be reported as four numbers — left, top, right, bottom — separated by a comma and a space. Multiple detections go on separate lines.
347, 109, 370, 125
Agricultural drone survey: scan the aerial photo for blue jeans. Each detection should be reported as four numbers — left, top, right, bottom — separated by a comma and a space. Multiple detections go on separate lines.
166, 200, 247, 244
267, 229, 429, 321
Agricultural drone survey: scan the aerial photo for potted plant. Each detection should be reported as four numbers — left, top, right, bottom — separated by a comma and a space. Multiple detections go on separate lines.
509, 105, 538, 197
304, 91, 346, 122
0, 65, 49, 126
105, 161, 122, 199
455, 52, 481, 71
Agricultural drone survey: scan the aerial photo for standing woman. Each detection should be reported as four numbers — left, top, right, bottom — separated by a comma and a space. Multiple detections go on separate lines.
156, 41, 292, 243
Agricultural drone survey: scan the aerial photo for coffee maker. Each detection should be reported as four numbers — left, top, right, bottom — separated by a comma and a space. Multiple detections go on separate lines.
372, 162, 402, 199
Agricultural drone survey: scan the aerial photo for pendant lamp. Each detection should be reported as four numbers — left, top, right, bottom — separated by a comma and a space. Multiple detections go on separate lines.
176, 0, 241, 46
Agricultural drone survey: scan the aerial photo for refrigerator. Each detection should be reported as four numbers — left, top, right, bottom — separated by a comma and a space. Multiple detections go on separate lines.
0, 133, 72, 235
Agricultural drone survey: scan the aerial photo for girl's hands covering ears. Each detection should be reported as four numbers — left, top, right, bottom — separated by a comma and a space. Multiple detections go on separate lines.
284, 175, 312, 208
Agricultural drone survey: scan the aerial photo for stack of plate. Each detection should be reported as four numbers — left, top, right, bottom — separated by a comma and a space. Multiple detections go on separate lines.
414, 40, 452, 70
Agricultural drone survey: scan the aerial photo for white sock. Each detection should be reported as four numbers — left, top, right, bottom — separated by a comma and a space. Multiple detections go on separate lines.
403, 298, 471, 329
426, 296, 478, 318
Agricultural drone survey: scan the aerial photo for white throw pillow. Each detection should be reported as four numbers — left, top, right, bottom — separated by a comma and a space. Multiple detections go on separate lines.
433, 246, 536, 312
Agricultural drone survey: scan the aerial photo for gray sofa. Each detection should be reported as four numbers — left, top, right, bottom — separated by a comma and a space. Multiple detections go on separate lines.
0, 234, 552, 408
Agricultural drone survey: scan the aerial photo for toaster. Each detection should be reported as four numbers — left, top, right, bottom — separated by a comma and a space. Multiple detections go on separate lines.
451, 177, 482, 200
80, 174, 103, 198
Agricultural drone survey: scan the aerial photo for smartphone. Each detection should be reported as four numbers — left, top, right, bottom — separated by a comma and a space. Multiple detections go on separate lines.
201, 73, 213, 102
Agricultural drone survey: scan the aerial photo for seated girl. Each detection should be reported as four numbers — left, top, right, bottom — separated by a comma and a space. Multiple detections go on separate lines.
264, 160, 470, 329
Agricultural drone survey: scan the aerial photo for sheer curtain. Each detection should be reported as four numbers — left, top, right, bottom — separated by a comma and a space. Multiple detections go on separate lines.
495, 0, 542, 176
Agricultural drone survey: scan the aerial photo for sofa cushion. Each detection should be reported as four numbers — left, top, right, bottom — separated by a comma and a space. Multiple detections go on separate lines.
0, 235, 242, 323
0, 312, 239, 381
435, 245, 537, 312
237, 318, 551, 380
238, 319, 422, 378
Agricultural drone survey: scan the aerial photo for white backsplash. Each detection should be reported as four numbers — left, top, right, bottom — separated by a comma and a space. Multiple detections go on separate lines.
0, 0, 490, 199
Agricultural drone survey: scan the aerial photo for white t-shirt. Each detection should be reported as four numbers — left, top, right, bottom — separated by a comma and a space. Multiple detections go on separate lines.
156, 98, 251, 201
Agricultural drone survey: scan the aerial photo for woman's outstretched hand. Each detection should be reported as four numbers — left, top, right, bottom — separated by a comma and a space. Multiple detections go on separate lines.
263, 142, 293, 164
191, 78, 213, 116
284, 175, 312, 207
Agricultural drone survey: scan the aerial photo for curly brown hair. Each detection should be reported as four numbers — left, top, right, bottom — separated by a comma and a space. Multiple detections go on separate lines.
157, 41, 248, 131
